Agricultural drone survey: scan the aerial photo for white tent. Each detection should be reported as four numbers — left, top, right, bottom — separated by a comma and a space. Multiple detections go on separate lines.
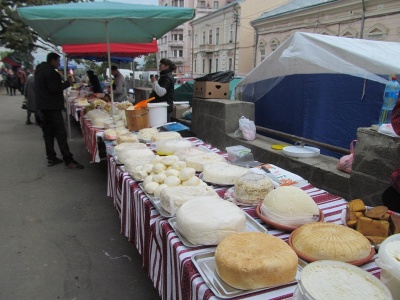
236, 32, 400, 101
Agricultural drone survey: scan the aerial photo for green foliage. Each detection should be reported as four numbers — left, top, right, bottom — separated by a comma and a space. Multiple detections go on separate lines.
142, 53, 157, 71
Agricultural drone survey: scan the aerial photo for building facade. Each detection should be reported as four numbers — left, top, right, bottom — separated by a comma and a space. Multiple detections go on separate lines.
251, 0, 400, 66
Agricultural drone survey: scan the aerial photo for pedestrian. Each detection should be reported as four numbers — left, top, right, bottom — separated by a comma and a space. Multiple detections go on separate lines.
150, 58, 176, 121
6, 69, 17, 96
17, 68, 27, 94
24, 70, 42, 127
382, 97, 400, 213
86, 70, 103, 93
109, 66, 127, 102
34, 52, 84, 170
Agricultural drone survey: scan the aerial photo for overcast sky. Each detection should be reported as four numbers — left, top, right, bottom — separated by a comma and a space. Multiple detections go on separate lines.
33, 0, 159, 66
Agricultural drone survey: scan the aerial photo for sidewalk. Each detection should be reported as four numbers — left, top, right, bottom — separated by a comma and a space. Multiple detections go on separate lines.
0, 89, 160, 299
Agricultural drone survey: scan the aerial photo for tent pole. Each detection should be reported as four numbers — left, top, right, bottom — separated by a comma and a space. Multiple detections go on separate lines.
106, 21, 114, 115
64, 54, 72, 140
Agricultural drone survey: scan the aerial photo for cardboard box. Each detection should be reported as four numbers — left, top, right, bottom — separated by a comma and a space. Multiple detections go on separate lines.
172, 104, 190, 119
193, 81, 229, 99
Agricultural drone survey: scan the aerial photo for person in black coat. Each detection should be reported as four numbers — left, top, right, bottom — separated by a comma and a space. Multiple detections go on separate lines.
86, 70, 103, 93
150, 58, 176, 121
6, 69, 17, 96
34, 52, 84, 170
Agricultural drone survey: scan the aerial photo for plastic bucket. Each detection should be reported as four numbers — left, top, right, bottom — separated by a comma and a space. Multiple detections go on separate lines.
125, 108, 148, 131
147, 102, 168, 127
376, 233, 400, 299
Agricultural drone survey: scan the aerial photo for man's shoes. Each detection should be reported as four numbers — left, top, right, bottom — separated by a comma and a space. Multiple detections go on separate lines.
65, 160, 84, 170
48, 158, 63, 167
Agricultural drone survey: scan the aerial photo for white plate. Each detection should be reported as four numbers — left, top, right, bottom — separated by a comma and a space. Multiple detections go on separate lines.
282, 146, 320, 158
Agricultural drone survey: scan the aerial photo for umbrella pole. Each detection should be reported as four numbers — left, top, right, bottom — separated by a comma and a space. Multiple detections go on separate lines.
64, 55, 72, 140
106, 22, 114, 115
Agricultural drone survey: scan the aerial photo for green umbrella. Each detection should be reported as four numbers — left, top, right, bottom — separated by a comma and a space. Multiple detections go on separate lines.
16, 1, 195, 137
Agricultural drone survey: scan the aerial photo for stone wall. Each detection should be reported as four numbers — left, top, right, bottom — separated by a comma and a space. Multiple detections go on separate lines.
189, 98, 400, 206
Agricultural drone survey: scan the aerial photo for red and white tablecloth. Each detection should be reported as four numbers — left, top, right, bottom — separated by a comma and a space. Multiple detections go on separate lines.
106, 153, 381, 300
68, 101, 83, 122
80, 112, 104, 163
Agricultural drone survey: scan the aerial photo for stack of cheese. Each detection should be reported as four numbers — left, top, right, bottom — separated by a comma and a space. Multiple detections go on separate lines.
345, 199, 397, 245
175, 196, 246, 245
116, 133, 139, 145
103, 129, 117, 140
151, 131, 182, 142
185, 153, 227, 172
260, 186, 320, 227
137, 128, 159, 141
115, 144, 154, 164
155, 138, 193, 155
202, 161, 248, 184
233, 173, 274, 205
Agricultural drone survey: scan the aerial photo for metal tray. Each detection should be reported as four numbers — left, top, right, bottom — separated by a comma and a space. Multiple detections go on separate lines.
138, 183, 173, 218
192, 250, 305, 299
168, 212, 268, 248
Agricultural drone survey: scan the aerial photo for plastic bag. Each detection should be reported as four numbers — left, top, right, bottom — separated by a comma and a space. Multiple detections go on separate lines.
194, 71, 234, 83
336, 140, 357, 174
236, 116, 256, 141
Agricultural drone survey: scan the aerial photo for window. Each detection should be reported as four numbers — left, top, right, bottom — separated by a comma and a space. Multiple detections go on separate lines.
270, 38, 279, 52
202, 59, 205, 73
260, 49, 265, 62
202, 31, 206, 44
178, 66, 183, 73
199, 1, 205, 8
215, 58, 219, 72
194, 34, 198, 46
209, 30, 213, 44
214, 1, 219, 8
209, 59, 212, 73
216, 28, 219, 45
173, 34, 183, 41
228, 58, 232, 71
173, 49, 183, 57
229, 24, 234, 42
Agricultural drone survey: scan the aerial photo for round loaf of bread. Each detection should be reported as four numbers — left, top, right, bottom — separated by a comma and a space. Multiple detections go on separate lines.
261, 186, 319, 227
176, 196, 246, 245
290, 222, 372, 262
215, 232, 298, 290
234, 173, 274, 205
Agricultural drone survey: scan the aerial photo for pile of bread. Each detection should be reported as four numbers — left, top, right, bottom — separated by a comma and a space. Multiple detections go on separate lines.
345, 198, 400, 244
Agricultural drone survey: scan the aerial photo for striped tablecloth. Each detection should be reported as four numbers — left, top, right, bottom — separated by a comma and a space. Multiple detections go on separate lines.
68, 101, 83, 122
106, 154, 381, 300
80, 113, 104, 163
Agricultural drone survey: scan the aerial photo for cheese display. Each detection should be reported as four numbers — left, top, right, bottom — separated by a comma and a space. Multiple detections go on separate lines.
233, 173, 274, 205
260, 186, 319, 227
137, 127, 159, 141
296, 260, 392, 300
115, 127, 130, 137
174, 147, 207, 161
185, 153, 227, 172
117, 148, 154, 164
92, 116, 110, 128
159, 185, 218, 215
103, 129, 117, 140
176, 196, 246, 245
75, 98, 90, 106
155, 138, 193, 155
290, 222, 372, 263
202, 162, 249, 184
114, 142, 148, 154
215, 232, 298, 290
117, 101, 133, 110
116, 133, 139, 145
151, 131, 182, 142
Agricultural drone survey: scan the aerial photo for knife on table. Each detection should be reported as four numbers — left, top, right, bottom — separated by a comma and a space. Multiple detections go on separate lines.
261, 166, 282, 185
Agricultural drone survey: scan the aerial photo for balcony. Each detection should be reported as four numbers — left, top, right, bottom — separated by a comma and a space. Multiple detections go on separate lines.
169, 41, 184, 48
199, 43, 215, 52
169, 57, 185, 64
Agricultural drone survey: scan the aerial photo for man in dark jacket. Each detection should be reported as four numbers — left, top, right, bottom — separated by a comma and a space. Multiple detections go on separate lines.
35, 52, 84, 170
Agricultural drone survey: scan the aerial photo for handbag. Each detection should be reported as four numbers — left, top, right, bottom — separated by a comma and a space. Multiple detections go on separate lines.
336, 140, 357, 174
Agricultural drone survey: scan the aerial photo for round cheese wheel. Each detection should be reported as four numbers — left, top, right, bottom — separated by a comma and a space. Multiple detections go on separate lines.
290, 222, 372, 262
176, 196, 246, 245
234, 173, 274, 205
215, 232, 298, 290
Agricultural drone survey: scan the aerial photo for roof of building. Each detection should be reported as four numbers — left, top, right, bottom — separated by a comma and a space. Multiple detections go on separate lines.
191, 0, 241, 24
252, 0, 338, 23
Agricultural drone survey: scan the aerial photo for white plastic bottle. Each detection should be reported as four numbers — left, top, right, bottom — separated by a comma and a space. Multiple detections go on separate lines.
379, 76, 400, 125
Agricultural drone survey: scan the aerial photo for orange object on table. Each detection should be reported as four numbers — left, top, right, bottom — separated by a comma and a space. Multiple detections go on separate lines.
133, 97, 155, 109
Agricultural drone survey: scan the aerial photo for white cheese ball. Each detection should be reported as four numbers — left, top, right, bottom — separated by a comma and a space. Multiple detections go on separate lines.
143, 175, 154, 186
150, 155, 163, 165
131, 170, 148, 181
164, 176, 181, 187
165, 169, 180, 177
152, 163, 167, 174
154, 184, 168, 197
144, 182, 160, 194
179, 167, 196, 181
142, 163, 154, 174
153, 172, 167, 184
162, 155, 179, 166
170, 161, 187, 171
181, 176, 201, 186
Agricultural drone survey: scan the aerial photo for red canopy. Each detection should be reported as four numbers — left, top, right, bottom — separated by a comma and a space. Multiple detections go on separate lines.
62, 40, 158, 57
1, 56, 22, 67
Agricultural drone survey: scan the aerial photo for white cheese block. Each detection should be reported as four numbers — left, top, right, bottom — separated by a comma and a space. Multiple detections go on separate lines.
116, 133, 139, 145
185, 152, 226, 172
117, 148, 154, 164
156, 138, 192, 155
137, 127, 158, 141
202, 162, 248, 185
176, 196, 246, 245
151, 131, 182, 142
159, 185, 218, 215
234, 173, 274, 205
174, 147, 207, 161
261, 186, 319, 226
